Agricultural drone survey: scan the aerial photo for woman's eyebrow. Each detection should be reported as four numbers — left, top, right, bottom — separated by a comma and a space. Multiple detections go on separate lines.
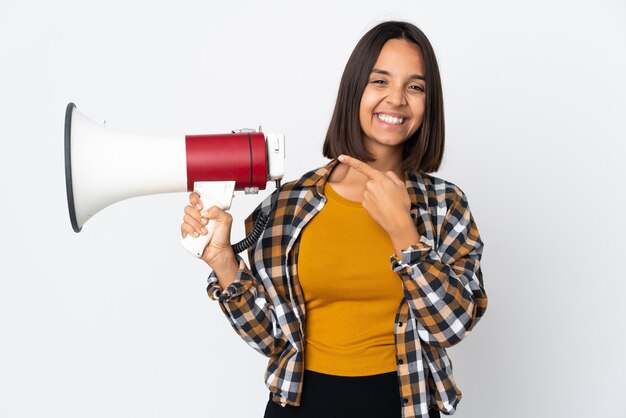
371, 68, 425, 80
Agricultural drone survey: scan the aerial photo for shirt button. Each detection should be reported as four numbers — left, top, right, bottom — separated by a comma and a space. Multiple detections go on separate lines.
398, 322, 403, 327
403, 398, 409, 404
397, 359, 404, 364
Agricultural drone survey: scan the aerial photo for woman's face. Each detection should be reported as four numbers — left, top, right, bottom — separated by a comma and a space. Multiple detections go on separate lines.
359, 39, 426, 155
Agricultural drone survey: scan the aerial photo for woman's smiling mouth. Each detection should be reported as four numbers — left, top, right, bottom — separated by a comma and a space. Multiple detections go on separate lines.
376, 113, 406, 125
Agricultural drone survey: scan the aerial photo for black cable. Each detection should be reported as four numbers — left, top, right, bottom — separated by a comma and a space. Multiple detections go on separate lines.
231, 211, 269, 254
231, 180, 281, 254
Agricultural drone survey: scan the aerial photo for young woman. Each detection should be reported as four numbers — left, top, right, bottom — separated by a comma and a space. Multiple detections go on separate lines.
181, 21, 487, 418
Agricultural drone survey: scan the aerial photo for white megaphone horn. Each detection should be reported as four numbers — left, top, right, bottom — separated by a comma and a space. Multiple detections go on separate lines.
64, 102, 285, 257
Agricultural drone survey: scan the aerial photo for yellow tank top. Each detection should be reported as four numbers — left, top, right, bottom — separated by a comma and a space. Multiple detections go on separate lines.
297, 183, 405, 376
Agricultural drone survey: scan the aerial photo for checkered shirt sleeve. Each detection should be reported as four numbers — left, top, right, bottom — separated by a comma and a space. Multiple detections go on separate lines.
206, 239, 286, 357
391, 183, 487, 348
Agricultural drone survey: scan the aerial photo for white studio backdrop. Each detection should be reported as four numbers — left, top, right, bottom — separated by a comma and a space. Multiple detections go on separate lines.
1, 1, 625, 417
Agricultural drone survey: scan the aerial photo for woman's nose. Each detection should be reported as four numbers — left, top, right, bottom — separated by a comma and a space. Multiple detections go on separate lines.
386, 85, 407, 106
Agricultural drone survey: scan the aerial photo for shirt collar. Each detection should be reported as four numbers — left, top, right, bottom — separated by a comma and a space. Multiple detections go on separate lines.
293, 159, 340, 193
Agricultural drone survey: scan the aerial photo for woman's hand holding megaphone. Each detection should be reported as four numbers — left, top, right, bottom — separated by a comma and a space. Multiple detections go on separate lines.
181, 192, 239, 289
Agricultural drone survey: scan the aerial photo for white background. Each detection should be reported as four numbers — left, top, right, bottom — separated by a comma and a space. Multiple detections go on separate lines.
1, 1, 625, 417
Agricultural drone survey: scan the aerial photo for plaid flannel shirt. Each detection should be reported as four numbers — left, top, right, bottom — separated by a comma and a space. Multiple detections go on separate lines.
207, 159, 487, 418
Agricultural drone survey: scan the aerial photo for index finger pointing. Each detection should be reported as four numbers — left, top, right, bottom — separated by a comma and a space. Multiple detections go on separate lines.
338, 154, 381, 180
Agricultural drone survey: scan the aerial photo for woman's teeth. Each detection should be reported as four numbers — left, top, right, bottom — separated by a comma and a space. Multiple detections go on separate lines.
377, 113, 405, 125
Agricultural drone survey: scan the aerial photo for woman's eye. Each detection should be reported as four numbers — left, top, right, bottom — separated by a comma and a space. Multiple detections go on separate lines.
370, 79, 387, 85
409, 84, 424, 92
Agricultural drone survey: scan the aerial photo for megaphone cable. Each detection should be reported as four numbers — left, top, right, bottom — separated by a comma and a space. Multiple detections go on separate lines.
231, 211, 269, 254
230, 181, 281, 254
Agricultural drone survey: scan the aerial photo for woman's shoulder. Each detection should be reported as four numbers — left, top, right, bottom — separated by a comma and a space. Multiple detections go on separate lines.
247, 161, 335, 220
264, 160, 338, 200
408, 172, 470, 208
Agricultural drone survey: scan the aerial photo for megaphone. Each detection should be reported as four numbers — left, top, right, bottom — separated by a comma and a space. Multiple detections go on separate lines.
64, 102, 285, 257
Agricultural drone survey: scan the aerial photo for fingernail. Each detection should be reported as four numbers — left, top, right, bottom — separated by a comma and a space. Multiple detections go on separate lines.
200, 210, 208, 217
338, 155, 345, 162
192, 231, 199, 237
201, 218, 208, 225
201, 227, 207, 234
195, 204, 202, 210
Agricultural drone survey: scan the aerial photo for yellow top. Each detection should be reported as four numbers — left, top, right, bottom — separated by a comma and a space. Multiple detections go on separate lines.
297, 183, 405, 376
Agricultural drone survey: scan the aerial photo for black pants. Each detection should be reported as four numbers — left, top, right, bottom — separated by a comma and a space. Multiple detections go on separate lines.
264, 370, 440, 418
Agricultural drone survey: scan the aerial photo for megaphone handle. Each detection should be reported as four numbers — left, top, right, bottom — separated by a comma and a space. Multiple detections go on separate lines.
181, 218, 216, 258
181, 181, 236, 258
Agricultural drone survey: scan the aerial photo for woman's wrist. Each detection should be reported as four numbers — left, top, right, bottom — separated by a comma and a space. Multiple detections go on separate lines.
387, 215, 420, 257
209, 253, 239, 288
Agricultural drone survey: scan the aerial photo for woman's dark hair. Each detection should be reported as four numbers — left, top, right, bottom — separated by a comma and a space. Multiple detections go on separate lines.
323, 21, 444, 173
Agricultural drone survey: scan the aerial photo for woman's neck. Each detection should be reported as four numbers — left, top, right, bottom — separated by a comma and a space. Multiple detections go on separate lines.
358, 145, 404, 176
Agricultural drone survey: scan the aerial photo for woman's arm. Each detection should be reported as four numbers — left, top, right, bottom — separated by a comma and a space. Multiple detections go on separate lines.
182, 193, 286, 357
206, 260, 285, 357
392, 185, 487, 348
